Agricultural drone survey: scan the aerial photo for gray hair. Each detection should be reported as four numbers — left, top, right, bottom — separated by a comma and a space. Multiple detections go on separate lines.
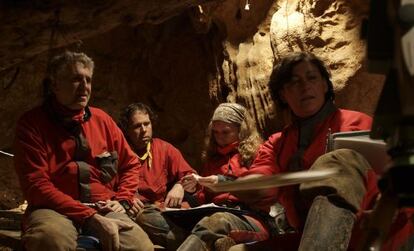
48, 51, 94, 78
43, 51, 94, 100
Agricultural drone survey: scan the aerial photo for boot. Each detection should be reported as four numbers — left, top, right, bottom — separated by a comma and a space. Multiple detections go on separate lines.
298, 196, 355, 251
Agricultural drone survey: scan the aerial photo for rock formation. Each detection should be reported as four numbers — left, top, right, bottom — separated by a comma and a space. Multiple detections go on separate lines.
0, 0, 385, 210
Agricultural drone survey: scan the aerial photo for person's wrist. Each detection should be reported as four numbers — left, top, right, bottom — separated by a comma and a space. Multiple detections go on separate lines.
188, 186, 197, 193
217, 174, 227, 182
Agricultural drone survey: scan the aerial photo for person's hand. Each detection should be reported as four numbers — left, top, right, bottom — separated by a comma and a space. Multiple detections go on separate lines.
104, 200, 126, 213
87, 213, 134, 251
198, 175, 219, 186
165, 183, 184, 208
128, 197, 145, 217
181, 174, 198, 193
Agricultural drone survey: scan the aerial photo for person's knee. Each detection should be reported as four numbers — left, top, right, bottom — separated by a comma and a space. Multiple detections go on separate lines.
197, 212, 233, 232
300, 149, 371, 212
135, 210, 150, 223
24, 209, 78, 249
113, 212, 154, 251
23, 215, 77, 250
198, 212, 227, 225
127, 236, 154, 251
121, 224, 154, 251
135, 210, 169, 232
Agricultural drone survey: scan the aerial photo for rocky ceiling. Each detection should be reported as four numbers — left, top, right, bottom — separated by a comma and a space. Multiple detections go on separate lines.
0, 0, 386, 209
0, 0, 224, 72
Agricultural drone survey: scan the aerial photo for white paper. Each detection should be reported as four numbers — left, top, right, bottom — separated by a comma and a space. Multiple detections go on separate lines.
327, 130, 390, 175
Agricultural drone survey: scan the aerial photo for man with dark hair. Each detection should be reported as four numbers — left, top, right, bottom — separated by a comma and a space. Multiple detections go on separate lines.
119, 103, 197, 250
14, 51, 153, 251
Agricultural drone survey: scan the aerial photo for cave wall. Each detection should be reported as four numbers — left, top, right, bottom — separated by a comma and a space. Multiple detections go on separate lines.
0, 14, 225, 209
209, 0, 385, 136
0, 0, 385, 209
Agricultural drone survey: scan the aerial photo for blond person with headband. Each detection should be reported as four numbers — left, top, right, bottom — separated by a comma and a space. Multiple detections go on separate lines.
177, 103, 273, 251
183, 103, 261, 188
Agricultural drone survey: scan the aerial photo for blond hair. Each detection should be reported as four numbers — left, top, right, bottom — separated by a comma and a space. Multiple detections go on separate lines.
202, 104, 262, 167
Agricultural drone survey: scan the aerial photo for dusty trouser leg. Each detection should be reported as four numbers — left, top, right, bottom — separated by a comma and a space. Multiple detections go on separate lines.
298, 149, 371, 251
177, 212, 259, 251
97, 211, 154, 251
22, 209, 78, 251
134, 205, 188, 250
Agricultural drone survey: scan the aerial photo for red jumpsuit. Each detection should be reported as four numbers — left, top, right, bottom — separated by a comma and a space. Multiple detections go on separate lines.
133, 138, 196, 249
175, 145, 271, 251
244, 108, 413, 250
245, 108, 377, 228
14, 104, 140, 226
136, 138, 195, 203
196, 150, 248, 205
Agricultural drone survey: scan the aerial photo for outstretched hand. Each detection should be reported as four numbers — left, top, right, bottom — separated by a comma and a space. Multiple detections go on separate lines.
181, 174, 198, 193
87, 213, 134, 251
197, 175, 219, 186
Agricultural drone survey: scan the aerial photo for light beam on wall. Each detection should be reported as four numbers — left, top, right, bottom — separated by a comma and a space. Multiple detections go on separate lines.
198, 5, 204, 14
245, 0, 250, 10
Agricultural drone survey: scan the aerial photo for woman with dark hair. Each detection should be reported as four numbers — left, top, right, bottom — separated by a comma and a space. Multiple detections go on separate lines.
228, 51, 382, 251
269, 51, 335, 110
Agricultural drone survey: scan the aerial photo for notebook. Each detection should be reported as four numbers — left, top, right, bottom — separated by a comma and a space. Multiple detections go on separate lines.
326, 130, 390, 175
